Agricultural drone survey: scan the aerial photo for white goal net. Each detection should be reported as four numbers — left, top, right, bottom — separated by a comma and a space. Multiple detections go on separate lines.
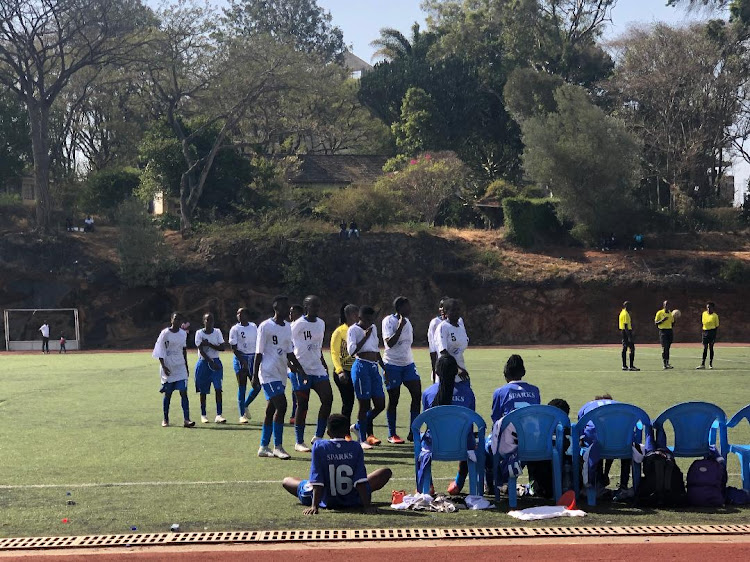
3, 309, 81, 351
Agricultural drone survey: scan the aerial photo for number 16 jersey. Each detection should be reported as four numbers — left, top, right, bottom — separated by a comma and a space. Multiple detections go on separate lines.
309, 438, 369, 508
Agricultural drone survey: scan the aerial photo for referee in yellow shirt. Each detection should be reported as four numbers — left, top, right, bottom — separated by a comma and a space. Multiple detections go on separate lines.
697, 302, 719, 370
619, 301, 639, 371
330, 303, 359, 436
654, 300, 675, 370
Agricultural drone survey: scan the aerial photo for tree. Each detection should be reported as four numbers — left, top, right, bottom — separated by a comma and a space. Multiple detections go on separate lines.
392, 87, 442, 156
0, 89, 31, 188
146, 1, 305, 232
0, 0, 153, 229
371, 23, 436, 62
223, 0, 344, 62
80, 166, 141, 218
521, 84, 641, 236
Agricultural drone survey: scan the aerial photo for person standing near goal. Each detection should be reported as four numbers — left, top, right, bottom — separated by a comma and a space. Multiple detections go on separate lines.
39, 320, 50, 354
229, 308, 260, 424
290, 295, 333, 453
195, 312, 227, 424
153, 312, 195, 428
654, 300, 676, 370
253, 295, 307, 460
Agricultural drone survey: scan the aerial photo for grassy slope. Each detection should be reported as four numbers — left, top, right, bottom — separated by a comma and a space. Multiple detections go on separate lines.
1, 346, 749, 537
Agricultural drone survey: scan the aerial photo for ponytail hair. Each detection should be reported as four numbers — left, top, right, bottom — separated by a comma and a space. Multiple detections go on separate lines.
433, 354, 459, 408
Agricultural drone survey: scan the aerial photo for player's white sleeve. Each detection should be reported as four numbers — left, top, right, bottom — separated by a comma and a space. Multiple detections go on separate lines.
194, 329, 202, 348
217, 329, 224, 344
382, 316, 396, 340
438, 322, 449, 353
228, 326, 238, 345
255, 323, 265, 355
152, 331, 165, 359
346, 326, 358, 356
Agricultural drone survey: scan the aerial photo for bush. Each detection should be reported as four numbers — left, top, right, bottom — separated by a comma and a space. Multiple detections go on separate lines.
502, 196, 563, 247
317, 183, 405, 230
81, 167, 141, 219
0, 192, 22, 207
692, 207, 741, 232
719, 259, 748, 284
116, 198, 175, 288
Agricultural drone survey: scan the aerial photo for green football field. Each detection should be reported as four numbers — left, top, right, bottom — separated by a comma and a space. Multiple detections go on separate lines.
1, 345, 749, 538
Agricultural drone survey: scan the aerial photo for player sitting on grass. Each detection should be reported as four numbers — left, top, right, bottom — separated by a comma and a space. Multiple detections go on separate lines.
153, 312, 194, 428
382, 296, 421, 444
195, 312, 227, 424
485, 354, 541, 494
253, 296, 307, 460
290, 295, 334, 453
229, 308, 260, 424
348, 306, 386, 449
282, 414, 392, 515
420, 354, 476, 496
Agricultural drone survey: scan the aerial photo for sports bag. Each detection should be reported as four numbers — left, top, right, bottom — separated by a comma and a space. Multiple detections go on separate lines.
686, 458, 727, 507
636, 448, 686, 507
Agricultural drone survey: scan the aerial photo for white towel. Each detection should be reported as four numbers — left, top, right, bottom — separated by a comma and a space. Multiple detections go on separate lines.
507, 505, 587, 520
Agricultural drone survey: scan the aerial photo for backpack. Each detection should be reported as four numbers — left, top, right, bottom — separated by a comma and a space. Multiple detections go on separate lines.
636, 448, 687, 507
686, 458, 727, 507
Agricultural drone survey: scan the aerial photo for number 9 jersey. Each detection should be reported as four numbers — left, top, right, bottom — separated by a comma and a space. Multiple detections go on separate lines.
308, 438, 369, 508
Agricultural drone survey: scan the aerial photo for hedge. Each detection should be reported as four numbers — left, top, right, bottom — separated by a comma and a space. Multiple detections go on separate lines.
502, 196, 562, 247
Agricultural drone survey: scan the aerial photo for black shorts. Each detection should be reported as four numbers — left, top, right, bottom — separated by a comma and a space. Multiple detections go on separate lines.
621, 330, 634, 346
659, 329, 673, 346
702, 329, 717, 345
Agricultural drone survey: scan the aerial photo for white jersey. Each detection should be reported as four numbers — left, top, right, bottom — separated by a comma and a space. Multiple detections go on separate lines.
292, 316, 327, 377
438, 320, 469, 370
39, 324, 50, 338
256, 318, 293, 384
152, 328, 189, 383
194, 328, 224, 360
382, 315, 414, 366
228, 322, 257, 355
347, 324, 379, 356
428, 316, 464, 353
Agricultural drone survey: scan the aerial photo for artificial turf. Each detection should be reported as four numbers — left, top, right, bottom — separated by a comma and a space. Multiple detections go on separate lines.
1, 345, 749, 537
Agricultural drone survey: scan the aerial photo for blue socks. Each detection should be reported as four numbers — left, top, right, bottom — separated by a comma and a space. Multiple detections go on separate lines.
163, 391, 172, 421
455, 470, 466, 491
387, 411, 397, 437
260, 424, 272, 447
315, 417, 327, 439
237, 385, 246, 416
273, 422, 284, 447
295, 423, 305, 445
357, 420, 367, 442
180, 393, 190, 421
244, 386, 261, 409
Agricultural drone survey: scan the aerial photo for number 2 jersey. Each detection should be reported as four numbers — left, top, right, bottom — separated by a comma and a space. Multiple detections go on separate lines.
309, 438, 369, 508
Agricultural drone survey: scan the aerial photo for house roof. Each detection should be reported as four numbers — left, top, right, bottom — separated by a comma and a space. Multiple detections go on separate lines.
342, 51, 373, 73
288, 154, 388, 186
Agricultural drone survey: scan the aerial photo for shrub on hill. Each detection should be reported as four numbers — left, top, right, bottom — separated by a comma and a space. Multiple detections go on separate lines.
502, 196, 563, 247
80, 167, 141, 219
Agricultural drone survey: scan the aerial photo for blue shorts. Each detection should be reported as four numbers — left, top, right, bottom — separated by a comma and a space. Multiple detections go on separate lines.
160, 379, 187, 393
383, 363, 420, 390
262, 381, 286, 400
351, 360, 384, 400
232, 353, 254, 375
195, 358, 223, 394
288, 371, 311, 393
297, 479, 314, 506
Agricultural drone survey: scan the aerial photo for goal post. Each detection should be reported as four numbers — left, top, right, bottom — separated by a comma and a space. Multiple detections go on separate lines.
3, 309, 81, 351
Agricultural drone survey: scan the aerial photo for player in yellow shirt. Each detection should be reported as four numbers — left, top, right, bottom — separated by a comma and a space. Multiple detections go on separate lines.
330, 303, 359, 437
654, 300, 675, 370
618, 301, 639, 371
697, 302, 719, 370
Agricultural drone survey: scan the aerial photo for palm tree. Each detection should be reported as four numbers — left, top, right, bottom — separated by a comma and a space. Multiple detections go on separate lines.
370, 22, 435, 62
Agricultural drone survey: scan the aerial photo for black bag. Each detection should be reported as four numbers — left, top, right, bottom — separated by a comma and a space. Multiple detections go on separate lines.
636, 448, 687, 507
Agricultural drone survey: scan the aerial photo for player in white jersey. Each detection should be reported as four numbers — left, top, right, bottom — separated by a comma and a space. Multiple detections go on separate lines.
194, 312, 227, 424
428, 297, 465, 381
347, 306, 386, 450
290, 295, 333, 453
287, 304, 305, 425
437, 298, 470, 379
229, 308, 261, 424
253, 296, 307, 460
152, 312, 194, 428
382, 296, 421, 444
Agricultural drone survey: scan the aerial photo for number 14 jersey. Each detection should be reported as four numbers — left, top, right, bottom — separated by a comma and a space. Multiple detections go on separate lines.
309, 438, 369, 508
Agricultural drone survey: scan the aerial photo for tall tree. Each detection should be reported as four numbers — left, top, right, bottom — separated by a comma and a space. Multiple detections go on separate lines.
370, 23, 436, 62
0, 0, 152, 229
223, 0, 345, 62
0, 89, 31, 189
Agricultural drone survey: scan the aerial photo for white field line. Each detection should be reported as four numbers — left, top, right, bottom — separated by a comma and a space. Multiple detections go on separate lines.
0, 477, 455, 490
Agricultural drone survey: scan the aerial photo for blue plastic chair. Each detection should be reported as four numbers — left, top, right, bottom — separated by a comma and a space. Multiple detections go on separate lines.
411, 405, 486, 496
725, 404, 750, 491
653, 402, 728, 458
571, 403, 651, 506
493, 405, 571, 508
